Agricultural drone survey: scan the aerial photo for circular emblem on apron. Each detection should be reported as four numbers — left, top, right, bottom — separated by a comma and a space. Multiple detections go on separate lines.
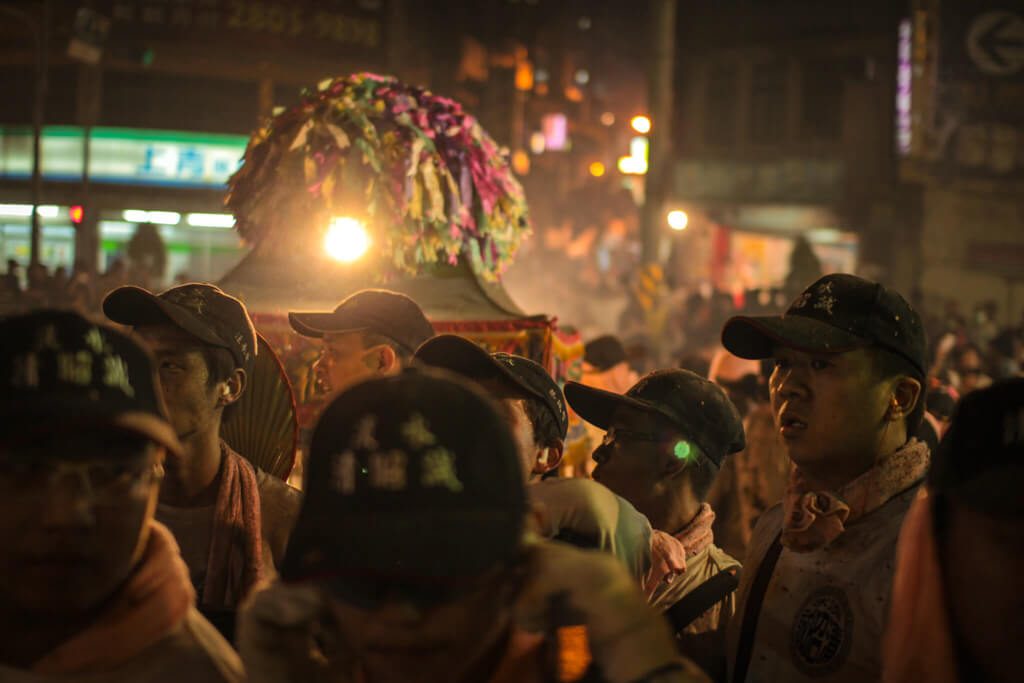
790, 585, 853, 676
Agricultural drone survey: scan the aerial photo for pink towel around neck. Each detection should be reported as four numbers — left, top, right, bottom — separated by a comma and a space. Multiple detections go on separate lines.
201, 442, 264, 609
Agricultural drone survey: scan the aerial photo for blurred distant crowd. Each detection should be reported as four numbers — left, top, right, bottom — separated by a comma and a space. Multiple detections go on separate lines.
1, 257, 187, 320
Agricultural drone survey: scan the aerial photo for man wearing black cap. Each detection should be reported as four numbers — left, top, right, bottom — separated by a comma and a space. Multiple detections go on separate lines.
103, 283, 302, 630
237, 369, 699, 683
0, 311, 242, 681
289, 289, 436, 398
565, 370, 746, 678
719, 274, 930, 683
414, 334, 653, 581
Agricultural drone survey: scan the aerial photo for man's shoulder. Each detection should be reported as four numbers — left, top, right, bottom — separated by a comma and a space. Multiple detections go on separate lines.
530, 477, 613, 505
705, 543, 742, 573
531, 478, 620, 536
530, 478, 652, 579
741, 503, 784, 567
751, 502, 784, 537
151, 607, 245, 682
255, 469, 303, 516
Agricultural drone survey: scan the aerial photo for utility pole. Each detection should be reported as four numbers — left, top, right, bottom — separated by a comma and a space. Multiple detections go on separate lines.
1, 3, 47, 267
640, 0, 676, 265
70, 6, 111, 273
77, 63, 101, 273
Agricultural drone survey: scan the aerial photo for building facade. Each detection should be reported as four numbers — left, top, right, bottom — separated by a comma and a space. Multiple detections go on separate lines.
900, 0, 1024, 324
0, 0, 397, 284
665, 0, 913, 296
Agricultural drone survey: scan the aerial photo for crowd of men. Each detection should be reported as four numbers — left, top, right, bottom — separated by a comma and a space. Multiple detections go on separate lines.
0, 270, 1020, 682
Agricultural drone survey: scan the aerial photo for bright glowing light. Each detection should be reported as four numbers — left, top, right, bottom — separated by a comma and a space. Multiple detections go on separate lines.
529, 132, 546, 154
325, 217, 370, 263
630, 136, 649, 161
589, 161, 606, 177
574, 69, 590, 85
0, 204, 58, 217
600, 111, 615, 126
618, 155, 647, 174
673, 441, 693, 461
512, 149, 530, 175
186, 212, 236, 228
515, 60, 534, 91
631, 116, 651, 134
123, 209, 181, 225
667, 210, 689, 231
0, 204, 32, 217
99, 221, 135, 236
542, 113, 568, 151
69, 205, 83, 223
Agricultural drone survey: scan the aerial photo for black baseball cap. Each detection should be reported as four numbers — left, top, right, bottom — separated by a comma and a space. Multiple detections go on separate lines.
584, 335, 628, 371
721, 273, 927, 376
280, 367, 526, 581
928, 378, 1024, 517
288, 289, 436, 353
103, 283, 258, 371
412, 334, 569, 440
0, 310, 183, 456
565, 369, 745, 468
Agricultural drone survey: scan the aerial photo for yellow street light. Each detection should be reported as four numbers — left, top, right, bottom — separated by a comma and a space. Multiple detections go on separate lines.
667, 210, 688, 231
618, 155, 647, 175
631, 115, 651, 134
589, 161, 606, 177
512, 149, 530, 175
325, 217, 370, 262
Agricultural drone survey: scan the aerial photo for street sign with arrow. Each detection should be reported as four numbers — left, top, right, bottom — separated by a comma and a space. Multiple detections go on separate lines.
966, 11, 1024, 76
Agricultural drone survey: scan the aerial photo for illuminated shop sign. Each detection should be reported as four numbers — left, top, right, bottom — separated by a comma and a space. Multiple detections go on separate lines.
896, 18, 913, 156
0, 126, 248, 188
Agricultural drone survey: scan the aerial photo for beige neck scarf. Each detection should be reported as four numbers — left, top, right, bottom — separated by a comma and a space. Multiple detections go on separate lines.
782, 439, 930, 552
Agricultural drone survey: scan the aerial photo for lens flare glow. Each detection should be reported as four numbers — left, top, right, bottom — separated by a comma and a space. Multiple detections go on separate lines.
325, 217, 370, 262
673, 440, 693, 461
667, 210, 689, 231
631, 116, 651, 134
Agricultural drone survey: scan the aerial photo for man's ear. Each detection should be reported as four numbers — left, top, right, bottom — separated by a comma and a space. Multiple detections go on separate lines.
364, 345, 400, 375
533, 439, 565, 475
219, 368, 246, 407
889, 375, 923, 422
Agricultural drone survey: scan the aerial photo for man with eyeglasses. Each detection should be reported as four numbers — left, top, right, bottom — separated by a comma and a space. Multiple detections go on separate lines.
0, 311, 242, 681
237, 368, 702, 683
288, 289, 436, 399
565, 369, 746, 679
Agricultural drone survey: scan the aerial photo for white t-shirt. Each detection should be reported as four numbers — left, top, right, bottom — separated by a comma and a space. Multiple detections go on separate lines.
726, 484, 921, 683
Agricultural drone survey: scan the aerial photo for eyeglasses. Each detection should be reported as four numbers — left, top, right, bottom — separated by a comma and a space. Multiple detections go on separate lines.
0, 456, 163, 505
601, 427, 664, 448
